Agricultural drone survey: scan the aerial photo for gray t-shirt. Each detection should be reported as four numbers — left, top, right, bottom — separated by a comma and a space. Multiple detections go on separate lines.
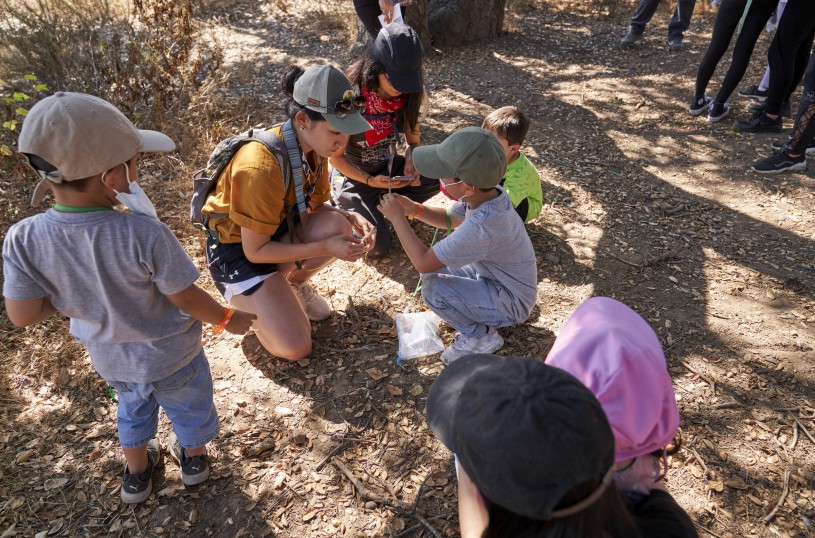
3, 209, 202, 383
432, 187, 538, 321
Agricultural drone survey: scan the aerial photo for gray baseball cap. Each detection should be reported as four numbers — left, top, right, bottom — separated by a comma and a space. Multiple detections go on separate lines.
293, 65, 372, 135
18, 92, 175, 205
412, 127, 507, 188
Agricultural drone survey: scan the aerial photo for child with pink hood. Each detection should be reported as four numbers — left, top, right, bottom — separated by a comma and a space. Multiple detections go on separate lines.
546, 297, 698, 537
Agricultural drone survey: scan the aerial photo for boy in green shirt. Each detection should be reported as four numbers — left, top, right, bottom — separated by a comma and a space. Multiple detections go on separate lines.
482, 106, 543, 223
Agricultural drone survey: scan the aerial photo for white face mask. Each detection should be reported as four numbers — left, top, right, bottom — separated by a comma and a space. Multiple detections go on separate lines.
103, 163, 158, 219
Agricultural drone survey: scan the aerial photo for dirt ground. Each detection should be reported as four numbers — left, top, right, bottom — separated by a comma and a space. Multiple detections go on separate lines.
2, 0, 815, 537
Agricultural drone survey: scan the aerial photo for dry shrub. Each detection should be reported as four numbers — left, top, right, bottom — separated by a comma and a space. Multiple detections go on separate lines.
0, 0, 221, 129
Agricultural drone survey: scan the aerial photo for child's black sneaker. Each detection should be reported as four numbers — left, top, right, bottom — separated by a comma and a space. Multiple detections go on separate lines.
169, 431, 211, 486
751, 150, 806, 174
689, 95, 712, 116
121, 438, 162, 504
738, 84, 768, 101
771, 137, 815, 155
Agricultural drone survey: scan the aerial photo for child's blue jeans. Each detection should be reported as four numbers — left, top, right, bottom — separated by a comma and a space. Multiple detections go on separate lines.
421, 266, 519, 338
107, 350, 219, 449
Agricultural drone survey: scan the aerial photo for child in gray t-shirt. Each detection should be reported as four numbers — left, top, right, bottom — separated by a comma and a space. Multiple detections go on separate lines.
2, 93, 255, 504
378, 127, 537, 365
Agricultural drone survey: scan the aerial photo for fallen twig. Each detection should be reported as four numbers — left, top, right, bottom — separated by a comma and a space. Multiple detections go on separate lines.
791, 416, 815, 445
763, 470, 790, 524
680, 360, 715, 395
713, 401, 741, 410
332, 457, 443, 538
696, 524, 724, 538
690, 447, 710, 479
609, 249, 683, 269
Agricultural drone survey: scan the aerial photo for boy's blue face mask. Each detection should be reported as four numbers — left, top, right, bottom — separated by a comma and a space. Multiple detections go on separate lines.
103, 163, 158, 220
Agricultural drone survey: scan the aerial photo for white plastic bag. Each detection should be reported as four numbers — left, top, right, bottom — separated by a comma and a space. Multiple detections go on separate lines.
396, 310, 444, 363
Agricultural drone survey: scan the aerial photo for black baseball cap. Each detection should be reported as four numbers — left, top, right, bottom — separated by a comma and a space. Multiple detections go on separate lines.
373, 23, 423, 94
426, 354, 615, 521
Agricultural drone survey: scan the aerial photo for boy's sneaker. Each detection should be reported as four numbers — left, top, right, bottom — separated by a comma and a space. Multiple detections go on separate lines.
771, 138, 815, 155
440, 329, 504, 365
747, 99, 792, 118
733, 112, 783, 133
751, 150, 807, 174
738, 84, 768, 101
169, 431, 211, 486
121, 438, 162, 504
689, 95, 713, 116
707, 102, 730, 123
620, 29, 642, 47
290, 281, 331, 321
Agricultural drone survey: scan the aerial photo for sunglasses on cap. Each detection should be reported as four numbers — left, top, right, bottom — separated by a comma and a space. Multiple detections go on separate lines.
309, 96, 367, 119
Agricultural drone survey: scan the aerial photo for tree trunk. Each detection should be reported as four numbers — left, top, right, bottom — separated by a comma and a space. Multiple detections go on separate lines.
403, 0, 432, 53
427, 0, 506, 45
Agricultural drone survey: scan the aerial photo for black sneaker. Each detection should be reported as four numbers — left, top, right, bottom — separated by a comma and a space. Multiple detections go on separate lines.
169, 431, 211, 486
738, 84, 768, 101
620, 29, 643, 47
751, 150, 807, 174
689, 95, 712, 116
707, 102, 730, 123
668, 36, 684, 51
121, 438, 162, 504
771, 138, 815, 155
747, 99, 792, 118
733, 112, 783, 133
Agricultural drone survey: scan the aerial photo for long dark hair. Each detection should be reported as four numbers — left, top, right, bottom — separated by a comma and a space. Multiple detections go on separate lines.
280, 65, 324, 123
481, 478, 641, 538
345, 50, 423, 133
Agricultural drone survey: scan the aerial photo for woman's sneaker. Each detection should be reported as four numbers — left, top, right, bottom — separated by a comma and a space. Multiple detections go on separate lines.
169, 432, 211, 486
707, 102, 730, 123
290, 281, 331, 321
121, 438, 162, 504
771, 137, 815, 155
689, 95, 712, 116
440, 329, 504, 365
751, 150, 806, 174
738, 84, 768, 101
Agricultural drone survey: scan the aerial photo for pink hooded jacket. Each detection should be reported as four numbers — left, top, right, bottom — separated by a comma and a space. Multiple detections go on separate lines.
545, 297, 679, 462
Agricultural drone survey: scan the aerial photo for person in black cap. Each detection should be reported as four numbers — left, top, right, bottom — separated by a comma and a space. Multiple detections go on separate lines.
426, 354, 641, 536
331, 22, 439, 257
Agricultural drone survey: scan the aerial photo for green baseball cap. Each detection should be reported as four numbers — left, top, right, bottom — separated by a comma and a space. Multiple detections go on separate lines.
293, 65, 371, 135
412, 127, 507, 188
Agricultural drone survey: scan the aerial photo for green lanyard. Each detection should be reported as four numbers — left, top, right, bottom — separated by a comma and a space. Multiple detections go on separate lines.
54, 204, 114, 213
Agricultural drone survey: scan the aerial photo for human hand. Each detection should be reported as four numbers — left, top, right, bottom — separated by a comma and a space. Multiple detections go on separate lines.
324, 234, 370, 261
225, 310, 257, 334
377, 193, 414, 221
348, 212, 377, 252
379, 0, 394, 22
367, 174, 412, 190
404, 150, 421, 186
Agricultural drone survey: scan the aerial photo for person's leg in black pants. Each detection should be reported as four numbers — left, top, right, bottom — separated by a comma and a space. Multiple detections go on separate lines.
786, 49, 815, 156
667, 0, 697, 42
710, 0, 777, 115
629, 0, 662, 35
354, 0, 384, 40
765, 1, 815, 117
694, 0, 746, 103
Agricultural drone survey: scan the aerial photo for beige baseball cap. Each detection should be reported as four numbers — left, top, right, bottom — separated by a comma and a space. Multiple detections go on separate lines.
18, 92, 176, 205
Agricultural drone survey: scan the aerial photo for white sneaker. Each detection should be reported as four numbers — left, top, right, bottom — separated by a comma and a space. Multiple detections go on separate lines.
290, 281, 331, 321
441, 329, 504, 365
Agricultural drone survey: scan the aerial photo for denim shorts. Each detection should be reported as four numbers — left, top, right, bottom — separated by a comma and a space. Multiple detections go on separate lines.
107, 350, 219, 449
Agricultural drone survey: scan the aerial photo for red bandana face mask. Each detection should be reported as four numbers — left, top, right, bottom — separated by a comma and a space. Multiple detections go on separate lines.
361, 85, 407, 147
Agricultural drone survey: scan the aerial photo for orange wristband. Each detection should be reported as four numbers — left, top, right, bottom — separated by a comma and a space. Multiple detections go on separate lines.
211, 307, 235, 335
408, 203, 424, 220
